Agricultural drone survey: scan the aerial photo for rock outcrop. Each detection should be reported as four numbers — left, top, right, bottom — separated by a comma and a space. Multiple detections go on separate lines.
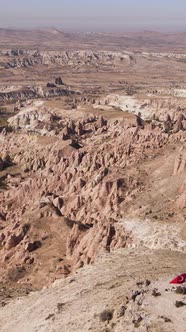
55, 77, 64, 85
1, 50, 131, 69
0, 86, 76, 103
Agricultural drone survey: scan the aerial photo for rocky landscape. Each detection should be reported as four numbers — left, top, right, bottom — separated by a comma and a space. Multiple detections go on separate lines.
0, 28, 186, 331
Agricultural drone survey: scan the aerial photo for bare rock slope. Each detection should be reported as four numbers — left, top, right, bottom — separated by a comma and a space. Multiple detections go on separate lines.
0, 247, 185, 332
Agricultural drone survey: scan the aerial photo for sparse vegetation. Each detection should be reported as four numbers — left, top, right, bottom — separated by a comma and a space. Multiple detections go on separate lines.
175, 301, 186, 308
175, 286, 186, 294
99, 309, 114, 322
7, 266, 26, 282
0, 117, 8, 127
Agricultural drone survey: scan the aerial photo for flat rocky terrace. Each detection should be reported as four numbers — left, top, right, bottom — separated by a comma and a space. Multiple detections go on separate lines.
0, 248, 185, 332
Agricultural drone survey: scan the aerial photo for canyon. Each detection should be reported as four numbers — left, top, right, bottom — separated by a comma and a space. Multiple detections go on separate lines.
0, 28, 186, 331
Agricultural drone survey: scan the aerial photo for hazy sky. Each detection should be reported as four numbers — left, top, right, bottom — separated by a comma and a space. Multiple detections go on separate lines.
0, 0, 186, 31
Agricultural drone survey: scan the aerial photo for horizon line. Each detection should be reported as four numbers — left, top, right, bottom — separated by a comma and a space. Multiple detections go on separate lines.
0, 25, 186, 34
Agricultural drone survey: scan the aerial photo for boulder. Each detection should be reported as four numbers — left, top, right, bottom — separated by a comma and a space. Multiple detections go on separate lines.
25, 241, 42, 252
55, 77, 64, 85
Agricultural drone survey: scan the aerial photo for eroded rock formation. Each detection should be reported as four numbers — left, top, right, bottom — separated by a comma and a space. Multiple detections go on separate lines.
0, 106, 186, 285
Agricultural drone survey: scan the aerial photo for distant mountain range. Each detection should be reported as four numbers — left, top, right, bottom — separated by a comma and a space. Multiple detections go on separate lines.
0, 27, 186, 51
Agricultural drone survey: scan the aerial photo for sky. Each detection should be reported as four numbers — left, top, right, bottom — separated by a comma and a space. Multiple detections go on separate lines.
0, 0, 186, 32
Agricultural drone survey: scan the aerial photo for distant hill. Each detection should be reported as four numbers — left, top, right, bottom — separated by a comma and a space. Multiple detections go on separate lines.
0, 27, 186, 51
